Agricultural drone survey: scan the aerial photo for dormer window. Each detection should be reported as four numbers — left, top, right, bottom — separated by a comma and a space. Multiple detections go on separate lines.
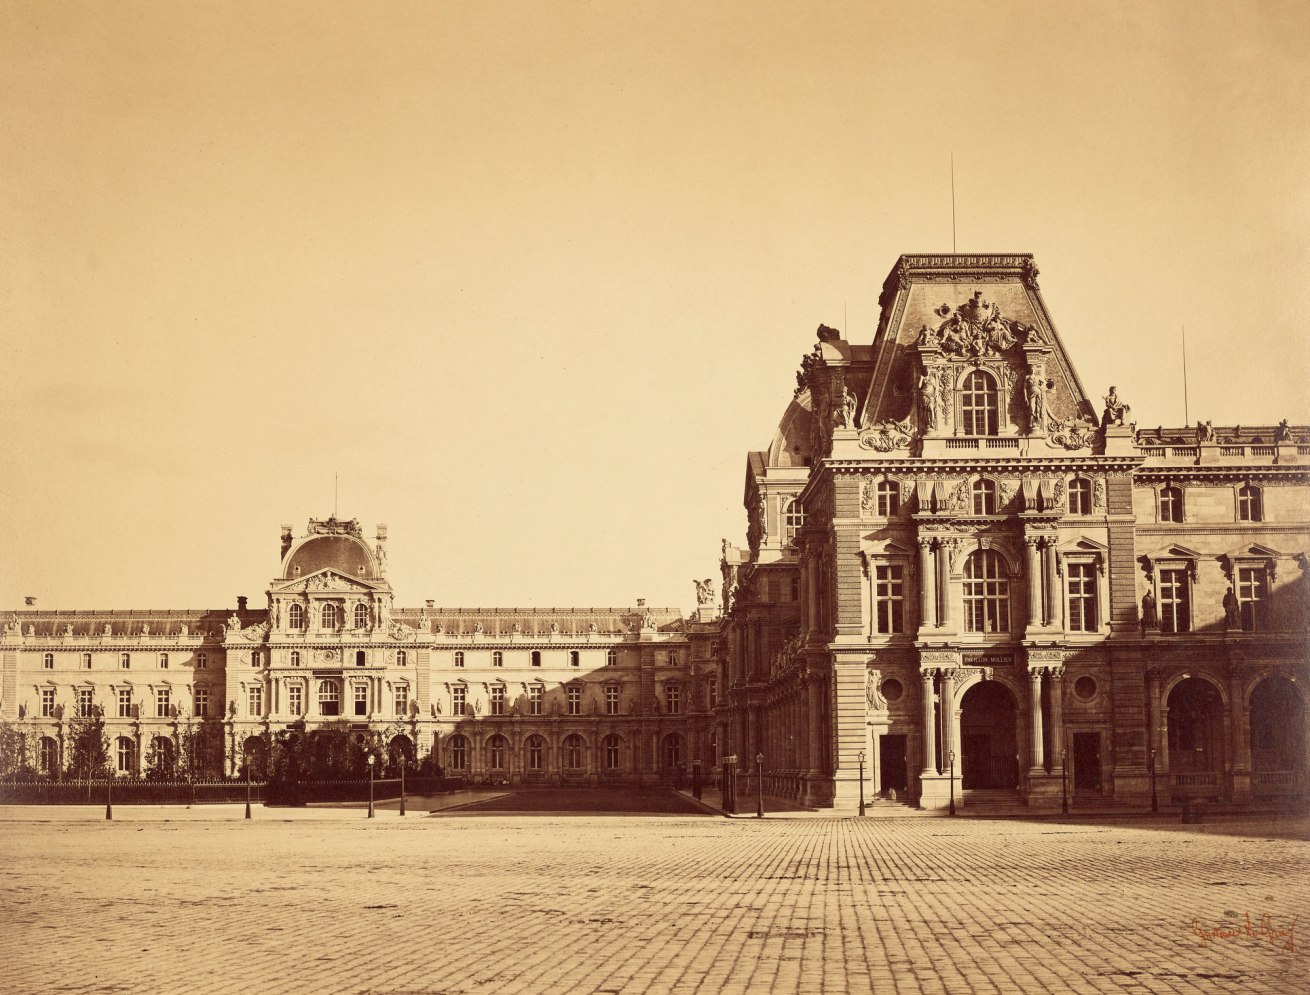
288, 604, 304, 630
961, 370, 999, 436
353, 603, 369, 629
321, 603, 339, 629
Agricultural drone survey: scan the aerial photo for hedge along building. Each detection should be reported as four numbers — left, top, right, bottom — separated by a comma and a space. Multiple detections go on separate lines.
2, 515, 712, 785
714, 254, 1310, 810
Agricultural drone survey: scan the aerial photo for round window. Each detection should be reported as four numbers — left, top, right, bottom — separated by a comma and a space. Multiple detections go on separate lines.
881, 678, 904, 702
1074, 675, 1097, 700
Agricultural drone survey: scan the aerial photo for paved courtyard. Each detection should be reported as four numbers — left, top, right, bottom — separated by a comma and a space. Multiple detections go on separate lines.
0, 798, 1305, 995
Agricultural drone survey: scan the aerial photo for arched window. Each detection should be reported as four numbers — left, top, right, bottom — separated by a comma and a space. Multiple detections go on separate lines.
195, 652, 206, 670
42, 653, 53, 669
1159, 486, 1183, 523
963, 550, 1010, 633
159, 653, 169, 669
290, 650, 301, 667
288, 603, 304, 630
960, 371, 999, 436
116, 736, 136, 775
1237, 484, 1263, 522
606, 649, 617, 667
39, 736, 58, 776
487, 735, 508, 771
82, 652, 92, 670
321, 603, 339, 629
454, 651, 465, 668
602, 734, 622, 770
355, 650, 366, 667
448, 734, 470, 772
971, 479, 997, 515
120, 653, 131, 670
492, 651, 503, 667
876, 480, 899, 516
1068, 478, 1092, 515
353, 604, 369, 629
530, 650, 542, 667
562, 734, 585, 770
318, 680, 340, 716
569, 651, 580, 667
396, 650, 407, 667
525, 734, 546, 771
783, 499, 805, 546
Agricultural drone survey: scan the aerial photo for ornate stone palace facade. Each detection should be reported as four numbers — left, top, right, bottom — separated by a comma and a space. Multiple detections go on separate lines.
2, 253, 1307, 809
710, 254, 1309, 810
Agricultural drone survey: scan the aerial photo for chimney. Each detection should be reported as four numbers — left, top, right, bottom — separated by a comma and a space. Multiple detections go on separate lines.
237, 596, 248, 612
24, 596, 36, 606
425, 600, 435, 610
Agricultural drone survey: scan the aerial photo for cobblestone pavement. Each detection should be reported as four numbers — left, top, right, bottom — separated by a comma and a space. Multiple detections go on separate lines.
0, 804, 1305, 995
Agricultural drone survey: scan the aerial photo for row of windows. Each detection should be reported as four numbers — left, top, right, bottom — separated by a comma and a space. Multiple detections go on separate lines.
452, 649, 628, 668
1154, 565, 1270, 633
40, 686, 191, 719
284, 603, 371, 629
447, 683, 682, 717
41, 652, 207, 671
444, 733, 684, 772
1157, 484, 1264, 523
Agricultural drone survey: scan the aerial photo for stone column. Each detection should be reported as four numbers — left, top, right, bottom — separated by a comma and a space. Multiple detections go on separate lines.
1029, 669, 1045, 771
936, 543, 952, 628
1228, 667, 1252, 802
1025, 537, 1042, 628
940, 669, 956, 768
918, 539, 936, 629
1044, 541, 1061, 628
921, 670, 937, 775
1050, 667, 1065, 770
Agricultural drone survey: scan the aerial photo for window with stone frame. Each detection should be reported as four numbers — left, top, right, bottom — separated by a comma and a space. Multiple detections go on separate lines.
82, 653, 92, 670
448, 735, 469, 771
77, 688, 94, 718
493, 650, 504, 667
783, 499, 805, 546
393, 685, 409, 716
353, 684, 368, 716
874, 564, 905, 634
1067, 478, 1093, 516
604, 684, 620, 715
156, 687, 171, 718
285, 685, 299, 717
665, 683, 681, 714
290, 650, 301, 667
42, 653, 53, 670
117, 688, 132, 718
1066, 562, 1099, 631
488, 735, 507, 770
454, 651, 465, 668
963, 550, 1010, 633
288, 603, 305, 629
490, 684, 506, 715
526, 734, 545, 770
120, 653, 131, 670
876, 479, 900, 516
195, 687, 210, 717
707, 675, 718, 710
528, 684, 543, 715
396, 650, 407, 667
530, 650, 542, 667
606, 648, 618, 666
195, 652, 207, 670
321, 602, 339, 629
353, 603, 369, 629
318, 680, 340, 716
1237, 566, 1271, 631
960, 370, 999, 436
41, 688, 56, 717
451, 684, 466, 716
247, 685, 262, 717
116, 737, 135, 774
1158, 485, 1184, 524
159, 653, 169, 669
1237, 484, 1263, 523
603, 733, 621, 770
1158, 567, 1191, 633
566, 685, 582, 715
570, 650, 581, 668
563, 734, 584, 770
972, 479, 998, 515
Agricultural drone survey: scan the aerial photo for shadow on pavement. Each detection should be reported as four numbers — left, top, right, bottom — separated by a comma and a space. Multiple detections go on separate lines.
432, 786, 712, 816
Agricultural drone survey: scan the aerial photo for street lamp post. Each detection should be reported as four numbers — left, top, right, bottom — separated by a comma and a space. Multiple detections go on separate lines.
857, 750, 866, 817
244, 750, 252, 820
398, 753, 406, 817
1061, 749, 1069, 814
1149, 748, 1158, 814
105, 769, 113, 821
756, 752, 764, 819
367, 753, 376, 819
948, 750, 956, 816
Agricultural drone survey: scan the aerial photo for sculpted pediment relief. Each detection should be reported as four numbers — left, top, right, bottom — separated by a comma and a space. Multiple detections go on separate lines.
270, 569, 380, 594
915, 291, 1043, 358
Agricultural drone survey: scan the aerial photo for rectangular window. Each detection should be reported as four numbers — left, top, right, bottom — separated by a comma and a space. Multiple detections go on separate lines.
290, 650, 301, 667
1066, 563, 1098, 632
528, 685, 543, 715
156, 687, 171, 718
605, 685, 619, 715
42, 653, 53, 670
77, 689, 94, 718
195, 687, 210, 717
708, 676, 718, 710
531, 651, 542, 667
666, 684, 681, 715
159, 653, 169, 669
1237, 567, 1270, 631
319, 682, 340, 716
566, 686, 581, 715
354, 685, 368, 716
195, 652, 207, 670
120, 653, 131, 670
396, 650, 407, 667
569, 651, 580, 668
492, 651, 503, 667
452, 685, 466, 716
118, 688, 132, 718
874, 565, 905, 634
247, 686, 262, 717
41, 688, 56, 717
490, 685, 506, 715
394, 685, 409, 716
286, 685, 300, 717
454, 651, 464, 668
607, 649, 618, 666
1159, 568, 1191, 634
82, 653, 92, 670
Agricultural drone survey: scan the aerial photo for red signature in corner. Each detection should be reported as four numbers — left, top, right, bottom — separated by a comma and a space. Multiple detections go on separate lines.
1191, 913, 1297, 954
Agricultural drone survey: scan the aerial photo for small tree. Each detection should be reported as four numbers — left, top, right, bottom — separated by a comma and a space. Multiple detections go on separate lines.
0, 718, 28, 779
66, 709, 110, 779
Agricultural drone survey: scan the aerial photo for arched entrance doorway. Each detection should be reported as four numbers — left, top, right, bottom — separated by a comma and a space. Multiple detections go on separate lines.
1249, 676, 1305, 799
959, 681, 1019, 789
1166, 677, 1224, 775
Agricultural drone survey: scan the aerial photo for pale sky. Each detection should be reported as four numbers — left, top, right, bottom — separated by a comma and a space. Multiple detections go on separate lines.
2, 1, 1308, 612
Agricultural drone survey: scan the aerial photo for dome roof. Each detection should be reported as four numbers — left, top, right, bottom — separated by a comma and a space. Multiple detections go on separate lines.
283, 534, 376, 580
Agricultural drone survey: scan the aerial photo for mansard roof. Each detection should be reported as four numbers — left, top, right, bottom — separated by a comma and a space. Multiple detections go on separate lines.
6, 609, 239, 639
393, 607, 685, 636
